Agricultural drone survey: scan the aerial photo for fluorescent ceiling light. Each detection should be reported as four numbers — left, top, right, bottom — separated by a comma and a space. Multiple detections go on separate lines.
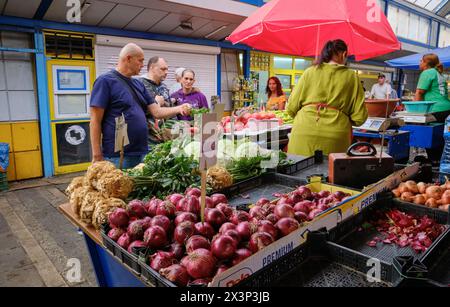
205, 26, 227, 39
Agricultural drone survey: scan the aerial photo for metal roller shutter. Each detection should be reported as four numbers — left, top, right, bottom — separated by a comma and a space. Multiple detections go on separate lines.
95, 35, 219, 108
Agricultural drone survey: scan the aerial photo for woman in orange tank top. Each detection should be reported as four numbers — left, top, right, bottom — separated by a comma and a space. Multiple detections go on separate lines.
266, 76, 286, 111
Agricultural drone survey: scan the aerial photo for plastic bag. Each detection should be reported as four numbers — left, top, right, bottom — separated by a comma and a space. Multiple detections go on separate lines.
0, 143, 10, 172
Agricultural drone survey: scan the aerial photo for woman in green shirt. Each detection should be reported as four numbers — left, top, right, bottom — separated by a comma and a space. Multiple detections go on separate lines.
287, 40, 368, 156
415, 53, 450, 163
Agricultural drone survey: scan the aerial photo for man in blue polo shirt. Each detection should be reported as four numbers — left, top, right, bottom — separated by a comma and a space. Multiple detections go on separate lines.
89, 43, 191, 168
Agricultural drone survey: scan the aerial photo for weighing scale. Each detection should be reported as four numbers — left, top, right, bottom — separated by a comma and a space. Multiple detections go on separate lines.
353, 117, 405, 132
391, 112, 437, 124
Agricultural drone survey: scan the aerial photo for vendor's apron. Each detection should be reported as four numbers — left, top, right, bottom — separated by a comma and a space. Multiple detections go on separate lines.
303, 102, 353, 144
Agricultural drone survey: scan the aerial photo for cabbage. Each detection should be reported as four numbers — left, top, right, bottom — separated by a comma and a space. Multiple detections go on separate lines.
183, 141, 201, 160
235, 142, 263, 158
217, 139, 235, 159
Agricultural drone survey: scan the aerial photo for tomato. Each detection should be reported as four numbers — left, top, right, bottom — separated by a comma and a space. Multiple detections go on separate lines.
254, 113, 263, 120
241, 113, 252, 125
278, 118, 284, 126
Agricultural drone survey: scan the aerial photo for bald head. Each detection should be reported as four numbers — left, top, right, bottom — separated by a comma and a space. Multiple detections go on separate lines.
119, 43, 144, 59
117, 43, 145, 77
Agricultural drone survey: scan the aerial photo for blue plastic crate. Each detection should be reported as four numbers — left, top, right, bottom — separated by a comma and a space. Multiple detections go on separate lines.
402, 101, 436, 114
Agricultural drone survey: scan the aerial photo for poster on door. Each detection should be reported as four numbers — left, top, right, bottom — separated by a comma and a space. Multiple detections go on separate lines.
56, 122, 91, 166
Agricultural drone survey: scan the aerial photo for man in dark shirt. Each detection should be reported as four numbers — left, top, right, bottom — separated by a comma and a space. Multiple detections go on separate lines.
139, 56, 175, 145
89, 43, 190, 168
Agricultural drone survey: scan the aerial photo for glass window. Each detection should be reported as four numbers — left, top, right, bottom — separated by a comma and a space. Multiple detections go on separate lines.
275, 74, 292, 90
273, 56, 293, 70
294, 58, 312, 70
408, 13, 419, 42
439, 25, 450, 48
418, 17, 430, 44
294, 74, 302, 85
397, 9, 409, 38
57, 94, 87, 115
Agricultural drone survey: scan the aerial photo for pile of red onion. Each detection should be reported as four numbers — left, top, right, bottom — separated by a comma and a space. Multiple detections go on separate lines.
106, 186, 350, 286
364, 209, 445, 253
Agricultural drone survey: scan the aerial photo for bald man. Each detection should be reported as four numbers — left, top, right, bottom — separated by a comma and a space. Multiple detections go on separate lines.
89, 43, 191, 168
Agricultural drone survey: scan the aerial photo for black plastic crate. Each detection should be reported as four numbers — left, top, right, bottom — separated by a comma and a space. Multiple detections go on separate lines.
100, 224, 141, 275
236, 242, 311, 287
276, 155, 315, 175
327, 199, 450, 285
0, 172, 7, 192
137, 248, 177, 287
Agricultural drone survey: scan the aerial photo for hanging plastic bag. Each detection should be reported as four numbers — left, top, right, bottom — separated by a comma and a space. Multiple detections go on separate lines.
0, 143, 10, 172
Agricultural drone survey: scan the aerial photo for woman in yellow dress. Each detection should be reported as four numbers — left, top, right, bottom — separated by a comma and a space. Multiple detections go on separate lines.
287, 40, 368, 156
266, 77, 287, 111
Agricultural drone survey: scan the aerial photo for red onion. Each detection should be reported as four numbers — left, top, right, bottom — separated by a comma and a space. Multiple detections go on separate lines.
288, 193, 302, 204
185, 187, 202, 198
216, 203, 233, 218
249, 206, 267, 220
167, 193, 184, 207
317, 190, 331, 199
332, 191, 347, 201
108, 208, 129, 228
308, 208, 323, 221
317, 203, 330, 211
194, 222, 216, 240
266, 214, 279, 224
117, 233, 131, 250
150, 215, 171, 233
150, 251, 177, 271
143, 225, 167, 248
127, 200, 147, 219
167, 242, 185, 260
296, 186, 312, 200
215, 265, 230, 276
276, 217, 299, 237
274, 204, 295, 219
211, 235, 237, 260
175, 212, 197, 226
173, 221, 195, 244
159, 264, 190, 287
294, 211, 308, 223
258, 220, 278, 240
127, 240, 146, 254
186, 235, 211, 253
156, 201, 176, 218
141, 216, 152, 231
188, 279, 211, 286
230, 210, 250, 225
293, 201, 312, 214
145, 198, 162, 217
108, 228, 125, 242
256, 198, 270, 206
219, 222, 236, 234
205, 196, 215, 209
223, 229, 241, 245
232, 248, 253, 266
178, 196, 200, 215
248, 232, 274, 253
211, 194, 228, 206
236, 221, 256, 241
277, 196, 294, 206
205, 208, 227, 228
184, 248, 217, 279
127, 220, 145, 241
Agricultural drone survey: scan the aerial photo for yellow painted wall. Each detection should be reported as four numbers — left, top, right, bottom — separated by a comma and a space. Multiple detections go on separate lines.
0, 121, 42, 181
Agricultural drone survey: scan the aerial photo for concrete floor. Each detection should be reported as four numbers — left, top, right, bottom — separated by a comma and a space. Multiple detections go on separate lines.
0, 174, 97, 287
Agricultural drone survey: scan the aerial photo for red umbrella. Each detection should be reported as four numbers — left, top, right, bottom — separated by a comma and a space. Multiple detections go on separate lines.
227, 0, 401, 61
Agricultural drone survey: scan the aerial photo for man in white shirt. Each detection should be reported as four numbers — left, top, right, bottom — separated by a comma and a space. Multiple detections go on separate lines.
370, 74, 393, 99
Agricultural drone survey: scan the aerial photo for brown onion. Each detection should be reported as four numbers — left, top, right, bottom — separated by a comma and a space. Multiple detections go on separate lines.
398, 183, 409, 194
441, 190, 450, 205
425, 198, 438, 208
413, 194, 426, 205
401, 192, 414, 202
425, 186, 443, 200
417, 182, 427, 194
405, 181, 419, 194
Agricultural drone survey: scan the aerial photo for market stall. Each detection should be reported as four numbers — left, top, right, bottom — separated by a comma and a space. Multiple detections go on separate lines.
59, 156, 450, 287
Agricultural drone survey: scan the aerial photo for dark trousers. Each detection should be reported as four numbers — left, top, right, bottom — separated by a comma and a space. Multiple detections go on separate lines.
426, 110, 450, 163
